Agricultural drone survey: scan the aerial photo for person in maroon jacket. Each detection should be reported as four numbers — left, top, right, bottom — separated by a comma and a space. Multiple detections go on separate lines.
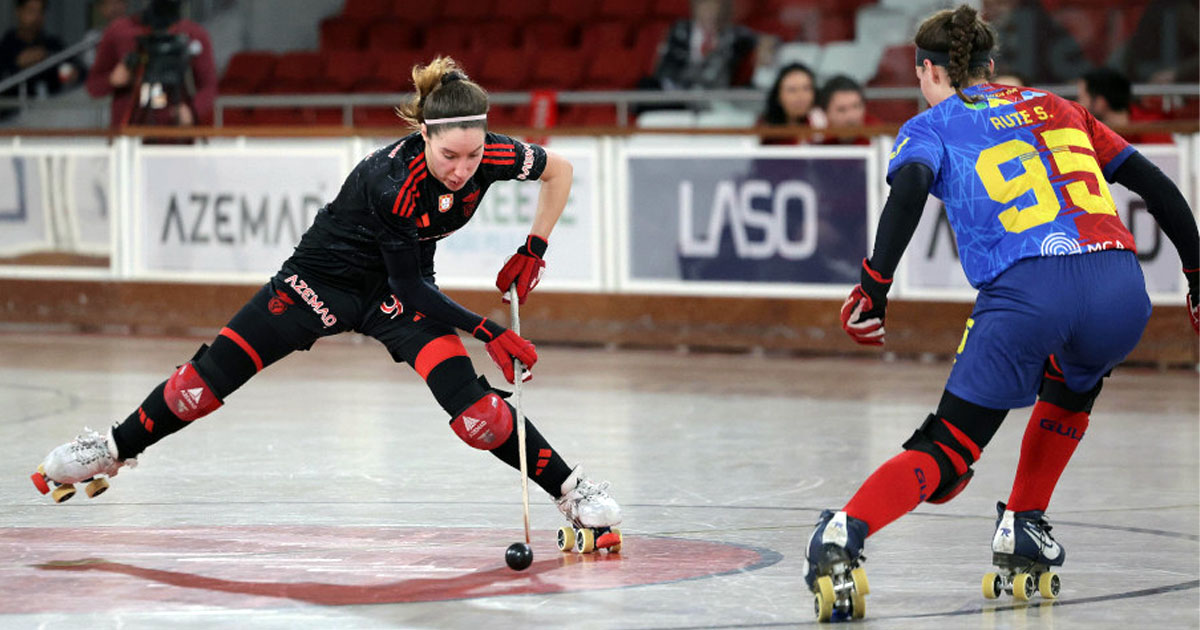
86, 0, 215, 127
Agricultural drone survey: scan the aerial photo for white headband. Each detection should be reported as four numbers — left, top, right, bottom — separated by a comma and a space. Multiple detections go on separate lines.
424, 113, 488, 125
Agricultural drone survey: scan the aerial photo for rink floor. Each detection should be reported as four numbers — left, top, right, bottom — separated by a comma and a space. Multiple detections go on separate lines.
1, 332, 1196, 629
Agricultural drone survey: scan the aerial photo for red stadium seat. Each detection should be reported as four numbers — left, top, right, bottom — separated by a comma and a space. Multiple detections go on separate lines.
342, 0, 392, 20
320, 17, 368, 51
650, 0, 690, 21
632, 21, 671, 60
596, 0, 650, 21
222, 107, 256, 126
545, 2, 595, 24
353, 50, 425, 91
580, 21, 632, 55
469, 22, 519, 50
389, 0, 440, 24
869, 44, 916, 87
219, 51, 276, 94
355, 106, 405, 127
266, 51, 323, 93
366, 20, 422, 52
869, 99, 920, 124
584, 48, 646, 89
477, 48, 532, 90
441, 0, 493, 22
522, 20, 577, 51
561, 104, 618, 127
530, 50, 587, 90
320, 50, 379, 92
499, 0, 548, 23
425, 23, 473, 55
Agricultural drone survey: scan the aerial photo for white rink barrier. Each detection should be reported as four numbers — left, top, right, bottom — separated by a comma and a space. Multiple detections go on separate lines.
0, 133, 1195, 305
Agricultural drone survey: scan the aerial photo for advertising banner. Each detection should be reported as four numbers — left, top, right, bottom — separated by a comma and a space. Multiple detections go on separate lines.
433, 145, 600, 290
624, 149, 873, 294
138, 149, 346, 276
902, 146, 1189, 299
0, 153, 111, 260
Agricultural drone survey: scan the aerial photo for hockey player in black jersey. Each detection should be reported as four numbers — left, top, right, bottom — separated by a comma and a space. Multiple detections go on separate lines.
32, 57, 622, 552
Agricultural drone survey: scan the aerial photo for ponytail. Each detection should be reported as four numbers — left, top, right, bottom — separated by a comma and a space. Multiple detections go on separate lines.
394, 56, 489, 133
914, 4, 997, 104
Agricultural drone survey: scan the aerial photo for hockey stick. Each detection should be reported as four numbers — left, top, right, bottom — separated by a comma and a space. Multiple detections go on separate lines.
509, 285, 531, 546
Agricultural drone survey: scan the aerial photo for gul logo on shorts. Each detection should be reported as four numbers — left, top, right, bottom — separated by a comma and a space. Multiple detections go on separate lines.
379, 294, 404, 320
284, 274, 338, 328
267, 289, 294, 315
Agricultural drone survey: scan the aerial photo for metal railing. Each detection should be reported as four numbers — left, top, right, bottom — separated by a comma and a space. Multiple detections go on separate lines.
0, 33, 99, 113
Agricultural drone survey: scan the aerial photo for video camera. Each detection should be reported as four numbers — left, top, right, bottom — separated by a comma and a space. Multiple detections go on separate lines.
126, 0, 193, 124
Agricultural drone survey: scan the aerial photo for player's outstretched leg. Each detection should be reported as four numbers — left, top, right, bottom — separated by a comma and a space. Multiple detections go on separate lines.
983, 502, 1064, 601
555, 465, 623, 554
804, 510, 871, 622
30, 427, 135, 503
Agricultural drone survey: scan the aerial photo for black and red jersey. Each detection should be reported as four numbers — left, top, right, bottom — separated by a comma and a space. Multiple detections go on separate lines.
291, 131, 547, 287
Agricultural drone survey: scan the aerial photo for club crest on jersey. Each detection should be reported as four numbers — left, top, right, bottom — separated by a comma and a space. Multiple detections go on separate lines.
438, 193, 454, 212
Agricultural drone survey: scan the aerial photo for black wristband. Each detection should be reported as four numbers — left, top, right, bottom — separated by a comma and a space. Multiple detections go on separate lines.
523, 234, 548, 259
472, 318, 507, 343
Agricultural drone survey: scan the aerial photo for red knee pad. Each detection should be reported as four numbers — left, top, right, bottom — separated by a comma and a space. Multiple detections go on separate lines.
450, 392, 513, 450
163, 362, 223, 422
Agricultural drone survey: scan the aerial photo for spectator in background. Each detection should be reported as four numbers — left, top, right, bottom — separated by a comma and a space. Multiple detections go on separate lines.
759, 62, 816, 145
811, 75, 882, 146
648, 0, 766, 90
982, 0, 1087, 85
87, 0, 216, 128
82, 0, 129, 70
0, 0, 82, 103
1077, 67, 1173, 145
1117, 0, 1198, 84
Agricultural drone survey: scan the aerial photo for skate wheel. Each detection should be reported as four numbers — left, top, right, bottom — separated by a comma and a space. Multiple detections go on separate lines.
557, 527, 576, 552
813, 576, 835, 623
575, 528, 596, 554
51, 484, 76, 503
1013, 573, 1035, 602
851, 566, 869, 595
1038, 571, 1060, 599
982, 572, 1002, 600
850, 589, 866, 620
30, 471, 50, 495
85, 477, 109, 498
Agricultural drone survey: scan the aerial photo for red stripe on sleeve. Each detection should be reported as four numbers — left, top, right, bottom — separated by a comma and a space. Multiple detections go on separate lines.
219, 326, 263, 372
481, 158, 515, 165
414, 334, 469, 380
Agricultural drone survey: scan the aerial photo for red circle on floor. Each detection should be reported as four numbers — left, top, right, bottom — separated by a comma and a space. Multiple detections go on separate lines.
2, 526, 778, 612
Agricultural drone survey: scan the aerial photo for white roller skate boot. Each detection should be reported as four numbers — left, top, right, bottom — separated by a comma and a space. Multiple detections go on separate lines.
804, 509, 871, 622
983, 501, 1064, 601
555, 466, 623, 554
30, 427, 135, 503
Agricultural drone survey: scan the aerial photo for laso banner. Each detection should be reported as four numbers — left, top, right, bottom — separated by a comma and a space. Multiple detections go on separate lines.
0, 153, 111, 259
624, 149, 873, 293
137, 149, 346, 276
902, 146, 1189, 299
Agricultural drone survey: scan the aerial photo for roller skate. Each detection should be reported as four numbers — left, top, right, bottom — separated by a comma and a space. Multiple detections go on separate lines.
982, 502, 1063, 601
804, 510, 870, 622
30, 427, 134, 503
555, 466, 623, 554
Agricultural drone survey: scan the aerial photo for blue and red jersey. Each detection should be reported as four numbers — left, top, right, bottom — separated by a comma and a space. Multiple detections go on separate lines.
888, 83, 1137, 287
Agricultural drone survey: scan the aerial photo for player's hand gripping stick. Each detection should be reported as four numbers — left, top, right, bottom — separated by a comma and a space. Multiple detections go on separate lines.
496, 235, 547, 305
481, 322, 536, 385
840, 258, 893, 346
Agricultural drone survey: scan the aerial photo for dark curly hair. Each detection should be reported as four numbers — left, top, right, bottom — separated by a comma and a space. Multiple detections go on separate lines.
762, 63, 816, 125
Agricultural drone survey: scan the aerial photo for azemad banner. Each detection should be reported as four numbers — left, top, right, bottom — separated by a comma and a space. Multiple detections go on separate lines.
138, 149, 346, 276
902, 146, 1189, 300
624, 148, 874, 294
434, 145, 600, 290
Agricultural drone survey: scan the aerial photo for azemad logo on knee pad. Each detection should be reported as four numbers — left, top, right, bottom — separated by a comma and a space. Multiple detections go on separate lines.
283, 275, 338, 328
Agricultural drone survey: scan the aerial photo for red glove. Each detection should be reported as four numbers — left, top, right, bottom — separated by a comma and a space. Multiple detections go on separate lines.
496, 235, 547, 305
1186, 267, 1198, 335
840, 258, 892, 346
473, 319, 538, 384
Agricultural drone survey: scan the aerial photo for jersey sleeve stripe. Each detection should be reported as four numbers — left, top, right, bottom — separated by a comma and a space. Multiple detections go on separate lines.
485, 143, 514, 149
392, 160, 428, 215
482, 158, 515, 165
483, 150, 516, 157
401, 172, 428, 217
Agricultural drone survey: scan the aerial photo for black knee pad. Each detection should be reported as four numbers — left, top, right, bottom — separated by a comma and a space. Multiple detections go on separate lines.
902, 391, 1008, 503
1039, 357, 1105, 413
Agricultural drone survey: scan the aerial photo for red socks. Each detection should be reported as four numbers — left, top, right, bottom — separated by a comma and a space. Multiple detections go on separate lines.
1007, 400, 1088, 512
843, 450, 942, 536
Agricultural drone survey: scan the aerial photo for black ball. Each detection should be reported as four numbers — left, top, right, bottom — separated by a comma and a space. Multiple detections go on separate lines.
505, 542, 533, 571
